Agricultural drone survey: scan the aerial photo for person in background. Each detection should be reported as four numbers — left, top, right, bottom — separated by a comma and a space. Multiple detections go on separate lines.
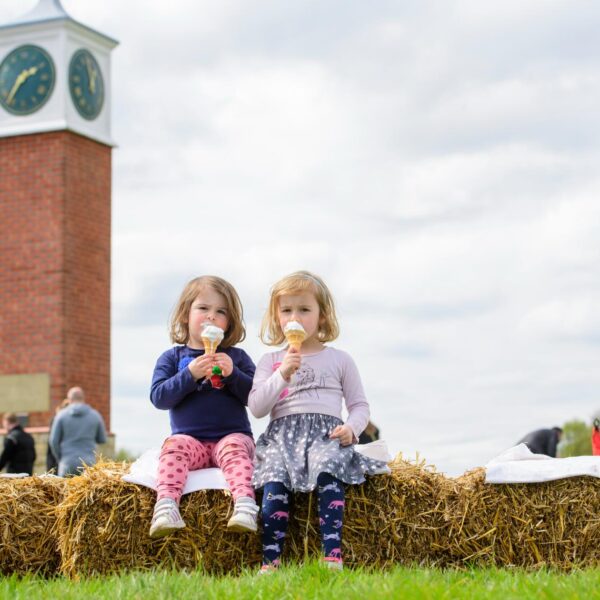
46, 398, 71, 472
358, 421, 380, 445
517, 426, 563, 457
592, 419, 600, 456
0, 413, 36, 475
49, 386, 107, 476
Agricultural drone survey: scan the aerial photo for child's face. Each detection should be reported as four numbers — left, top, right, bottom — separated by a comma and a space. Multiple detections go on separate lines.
277, 292, 322, 342
187, 287, 229, 348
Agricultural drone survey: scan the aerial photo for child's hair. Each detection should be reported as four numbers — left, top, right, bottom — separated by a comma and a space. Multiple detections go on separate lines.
170, 275, 246, 347
260, 270, 339, 346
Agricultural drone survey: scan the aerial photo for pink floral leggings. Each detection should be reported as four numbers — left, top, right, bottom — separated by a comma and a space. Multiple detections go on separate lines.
156, 433, 256, 504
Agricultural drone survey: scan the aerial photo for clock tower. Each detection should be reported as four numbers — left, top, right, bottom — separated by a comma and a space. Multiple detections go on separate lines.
0, 0, 117, 460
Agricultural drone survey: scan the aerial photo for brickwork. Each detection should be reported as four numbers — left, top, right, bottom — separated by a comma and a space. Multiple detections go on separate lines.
0, 131, 111, 429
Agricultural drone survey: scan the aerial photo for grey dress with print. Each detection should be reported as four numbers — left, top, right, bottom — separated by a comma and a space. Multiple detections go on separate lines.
251, 350, 388, 492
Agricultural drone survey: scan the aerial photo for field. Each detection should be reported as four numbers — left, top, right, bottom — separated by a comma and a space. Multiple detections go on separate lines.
3, 563, 600, 600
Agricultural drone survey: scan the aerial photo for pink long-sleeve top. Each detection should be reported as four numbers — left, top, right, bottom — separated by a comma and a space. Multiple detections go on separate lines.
248, 347, 370, 440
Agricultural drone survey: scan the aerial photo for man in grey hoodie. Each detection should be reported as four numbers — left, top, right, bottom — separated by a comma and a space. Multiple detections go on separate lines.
49, 387, 107, 476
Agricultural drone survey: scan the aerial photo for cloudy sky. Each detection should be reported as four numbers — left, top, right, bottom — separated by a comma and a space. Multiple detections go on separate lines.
2, 0, 600, 475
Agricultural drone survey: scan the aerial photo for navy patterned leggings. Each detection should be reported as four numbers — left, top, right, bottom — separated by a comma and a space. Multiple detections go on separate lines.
261, 472, 345, 566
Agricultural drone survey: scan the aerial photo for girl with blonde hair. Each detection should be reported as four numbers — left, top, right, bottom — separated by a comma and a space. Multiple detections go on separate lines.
249, 271, 387, 572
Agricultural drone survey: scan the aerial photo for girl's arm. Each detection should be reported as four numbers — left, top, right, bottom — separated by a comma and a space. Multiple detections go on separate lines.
150, 351, 198, 410
221, 350, 256, 405
340, 351, 370, 442
248, 353, 289, 418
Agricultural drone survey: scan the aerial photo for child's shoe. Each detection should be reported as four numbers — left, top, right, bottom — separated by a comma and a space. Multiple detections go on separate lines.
257, 564, 278, 576
149, 497, 186, 538
321, 557, 343, 571
227, 496, 259, 532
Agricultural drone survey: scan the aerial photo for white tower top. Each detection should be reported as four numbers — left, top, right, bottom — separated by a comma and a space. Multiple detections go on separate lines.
0, 0, 118, 145
6, 0, 69, 25
0, 0, 117, 44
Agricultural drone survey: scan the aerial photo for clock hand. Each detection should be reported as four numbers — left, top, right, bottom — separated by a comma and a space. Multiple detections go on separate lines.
90, 68, 97, 94
6, 66, 38, 106
85, 57, 97, 94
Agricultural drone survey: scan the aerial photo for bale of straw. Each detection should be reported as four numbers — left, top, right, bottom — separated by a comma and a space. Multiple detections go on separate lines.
441, 468, 600, 569
284, 454, 450, 568
0, 475, 67, 576
42, 455, 600, 574
55, 456, 451, 576
55, 461, 261, 577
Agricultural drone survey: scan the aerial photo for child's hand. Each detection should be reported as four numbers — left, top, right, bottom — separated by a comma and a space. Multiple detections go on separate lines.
213, 353, 234, 377
188, 354, 215, 381
279, 347, 301, 381
330, 425, 354, 446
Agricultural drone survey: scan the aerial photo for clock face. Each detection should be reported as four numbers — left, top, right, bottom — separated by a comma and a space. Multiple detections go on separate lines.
69, 49, 104, 120
0, 45, 56, 116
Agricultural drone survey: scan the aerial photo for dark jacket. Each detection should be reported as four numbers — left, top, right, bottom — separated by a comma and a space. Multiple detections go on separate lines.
517, 428, 561, 457
0, 424, 36, 475
46, 416, 58, 472
358, 424, 380, 445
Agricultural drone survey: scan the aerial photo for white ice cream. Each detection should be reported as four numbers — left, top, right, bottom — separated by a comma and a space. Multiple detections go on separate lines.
201, 324, 224, 343
284, 321, 306, 334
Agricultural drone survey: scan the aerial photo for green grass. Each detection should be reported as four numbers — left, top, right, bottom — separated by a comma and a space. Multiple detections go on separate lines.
3, 563, 600, 600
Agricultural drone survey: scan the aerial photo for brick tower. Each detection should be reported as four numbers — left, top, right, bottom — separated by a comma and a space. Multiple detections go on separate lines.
0, 1, 117, 456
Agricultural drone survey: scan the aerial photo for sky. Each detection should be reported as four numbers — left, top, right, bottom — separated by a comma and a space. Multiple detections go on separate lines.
1, 0, 599, 475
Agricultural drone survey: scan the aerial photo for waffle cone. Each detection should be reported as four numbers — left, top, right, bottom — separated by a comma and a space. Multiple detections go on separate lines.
202, 338, 219, 354
285, 330, 306, 351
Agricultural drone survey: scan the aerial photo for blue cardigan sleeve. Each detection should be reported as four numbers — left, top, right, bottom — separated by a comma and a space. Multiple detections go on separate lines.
221, 349, 256, 405
150, 349, 198, 410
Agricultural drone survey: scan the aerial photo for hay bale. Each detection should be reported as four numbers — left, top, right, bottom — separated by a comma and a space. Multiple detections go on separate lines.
0, 475, 66, 576
441, 468, 600, 569
55, 462, 261, 577
284, 455, 450, 568
55, 456, 450, 576
56, 456, 600, 574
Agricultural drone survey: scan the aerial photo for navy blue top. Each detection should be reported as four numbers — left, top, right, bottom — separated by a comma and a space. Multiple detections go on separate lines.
150, 345, 255, 440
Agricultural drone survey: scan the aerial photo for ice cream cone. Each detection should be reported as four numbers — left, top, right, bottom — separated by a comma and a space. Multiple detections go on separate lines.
284, 321, 306, 350
201, 324, 224, 355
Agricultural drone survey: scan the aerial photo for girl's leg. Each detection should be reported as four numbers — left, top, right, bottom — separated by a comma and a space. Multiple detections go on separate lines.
213, 433, 258, 532
316, 472, 345, 564
150, 434, 213, 538
261, 481, 291, 567
156, 434, 212, 503
212, 433, 256, 500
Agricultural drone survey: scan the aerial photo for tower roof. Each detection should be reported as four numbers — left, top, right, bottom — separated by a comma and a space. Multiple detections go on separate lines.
0, 0, 118, 45
9, 0, 69, 24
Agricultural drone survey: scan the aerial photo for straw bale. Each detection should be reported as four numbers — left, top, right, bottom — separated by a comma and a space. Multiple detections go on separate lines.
55, 456, 600, 575
55, 456, 451, 577
55, 461, 261, 577
0, 475, 67, 576
440, 468, 600, 569
284, 454, 450, 568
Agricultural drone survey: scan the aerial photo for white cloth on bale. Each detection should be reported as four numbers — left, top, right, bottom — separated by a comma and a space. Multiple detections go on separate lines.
123, 441, 391, 496
122, 448, 228, 496
485, 443, 600, 484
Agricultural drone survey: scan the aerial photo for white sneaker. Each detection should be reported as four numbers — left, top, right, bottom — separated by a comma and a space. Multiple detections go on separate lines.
149, 498, 186, 538
227, 496, 259, 533
321, 558, 343, 571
